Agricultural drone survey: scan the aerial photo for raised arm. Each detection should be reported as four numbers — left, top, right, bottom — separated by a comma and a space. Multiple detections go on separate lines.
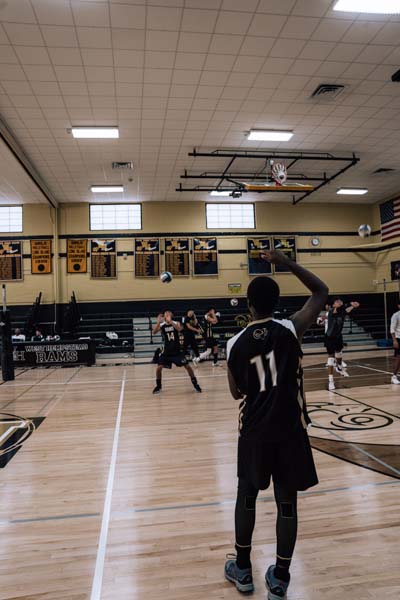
152, 313, 163, 334
261, 250, 329, 339
346, 301, 360, 313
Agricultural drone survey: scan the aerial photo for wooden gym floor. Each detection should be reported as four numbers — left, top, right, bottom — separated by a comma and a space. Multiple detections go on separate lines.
0, 350, 399, 600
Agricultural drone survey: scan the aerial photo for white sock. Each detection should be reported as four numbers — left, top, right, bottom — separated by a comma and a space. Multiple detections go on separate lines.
329, 374, 334, 381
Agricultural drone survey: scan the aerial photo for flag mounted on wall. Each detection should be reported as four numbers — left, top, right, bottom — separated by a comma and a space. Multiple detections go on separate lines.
380, 197, 400, 241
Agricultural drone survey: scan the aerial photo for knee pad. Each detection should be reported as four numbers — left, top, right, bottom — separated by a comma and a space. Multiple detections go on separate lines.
327, 357, 335, 367
279, 502, 295, 519
335, 351, 343, 359
245, 495, 257, 511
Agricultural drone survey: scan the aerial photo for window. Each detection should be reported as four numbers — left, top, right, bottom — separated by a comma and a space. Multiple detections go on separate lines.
206, 203, 255, 229
89, 204, 141, 231
0, 206, 23, 232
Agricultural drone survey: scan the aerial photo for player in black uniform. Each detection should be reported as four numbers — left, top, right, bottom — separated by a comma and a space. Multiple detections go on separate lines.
193, 307, 220, 366
224, 249, 328, 599
152, 310, 202, 394
182, 309, 201, 358
325, 299, 360, 391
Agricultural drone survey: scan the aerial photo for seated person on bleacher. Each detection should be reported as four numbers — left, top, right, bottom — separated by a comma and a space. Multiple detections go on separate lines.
12, 328, 26, 342
31, 328, 44, 342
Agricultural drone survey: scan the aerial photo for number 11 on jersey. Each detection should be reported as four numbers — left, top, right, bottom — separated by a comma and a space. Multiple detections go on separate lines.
250, 351, 278, 390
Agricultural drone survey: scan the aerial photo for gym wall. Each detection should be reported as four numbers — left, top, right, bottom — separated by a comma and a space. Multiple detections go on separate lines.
58, 201, 376, 303
4, 200, 398, 307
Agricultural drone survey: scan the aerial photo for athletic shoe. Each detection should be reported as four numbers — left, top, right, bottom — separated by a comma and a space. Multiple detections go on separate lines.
265, 565, 290, 599
342, 360, 347, 368
212, 362, 220, 367
328, 379, 335, 391
192, 357, 200, 366
391, 375, 400, 385
336, 365, 349, 377
341, 369, 350, 377
152, 385, 162, 394
193, 383, 202, 393
224, 557, 254, 594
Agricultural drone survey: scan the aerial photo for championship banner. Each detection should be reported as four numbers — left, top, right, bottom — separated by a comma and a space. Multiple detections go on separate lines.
67, 239, 87, 273
0, 240, 22, 281
135, 239, 160, 277
273, 237, 296, 273
193, 237, 218, 276
13, 340, 96, 367
247, 238, 272, 275
90, 239, 116, 279
165, 238, 190, 276
30, 239, 52, 274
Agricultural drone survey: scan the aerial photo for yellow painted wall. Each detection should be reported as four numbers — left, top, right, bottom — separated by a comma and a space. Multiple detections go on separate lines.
4, 204, 56, 306
4, 200, 398, 305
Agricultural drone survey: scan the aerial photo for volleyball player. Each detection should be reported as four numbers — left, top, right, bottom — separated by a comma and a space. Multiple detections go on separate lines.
224, 249, 328, 599
390, 301, 400, 384
152, 311, 201, 394
182, 309, 201, 358
325, 299, 360, 391
193, 308, 220, 366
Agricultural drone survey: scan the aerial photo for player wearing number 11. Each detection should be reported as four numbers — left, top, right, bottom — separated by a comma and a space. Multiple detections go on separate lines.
224, 250, 328, 599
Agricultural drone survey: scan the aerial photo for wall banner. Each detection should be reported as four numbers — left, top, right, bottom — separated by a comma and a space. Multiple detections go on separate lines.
67, 239, 87, 273
90, 239, 116, 278
0, 240, 23, 281
31, 239, 52, 274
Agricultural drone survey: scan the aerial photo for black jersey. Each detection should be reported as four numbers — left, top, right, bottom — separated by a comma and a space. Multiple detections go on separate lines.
227, 318, 310, 443
160, 322, 181, 355
204, 314, 217, 338
325, 306, 347, 338
183, 315, 197, 332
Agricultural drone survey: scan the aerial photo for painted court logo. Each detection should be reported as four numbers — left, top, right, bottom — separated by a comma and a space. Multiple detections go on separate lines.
0, 413, 44, 468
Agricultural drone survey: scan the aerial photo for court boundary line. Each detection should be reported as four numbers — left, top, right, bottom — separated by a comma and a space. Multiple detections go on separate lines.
90, 370, 126, 600
1, 479, 398, 526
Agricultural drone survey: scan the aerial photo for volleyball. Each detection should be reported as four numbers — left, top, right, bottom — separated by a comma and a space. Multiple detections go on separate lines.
358, 224, 371, 238
230, 298, 239, 307
160, 271, 173, 283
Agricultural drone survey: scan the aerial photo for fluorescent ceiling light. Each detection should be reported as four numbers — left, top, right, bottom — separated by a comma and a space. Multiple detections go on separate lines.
91, 185, 124, 193
71, 127, 119, 139
247, 130, 293, 141
336, 188, 368, 195
333, 0, 400, 14
210, 190, 231, 196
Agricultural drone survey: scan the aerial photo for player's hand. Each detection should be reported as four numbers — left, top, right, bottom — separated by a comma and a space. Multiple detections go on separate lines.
157, 313, 163, 323
260, 249, 289, 264
394, 339, 399, 349
351, 301, 360, 308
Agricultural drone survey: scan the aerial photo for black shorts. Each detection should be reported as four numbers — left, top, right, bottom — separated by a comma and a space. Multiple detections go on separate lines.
394, 339, 400, 357
237, 428, 318, 492
205, 336, 218, 348
158, 353, 188, 368
325, 335, 344, 355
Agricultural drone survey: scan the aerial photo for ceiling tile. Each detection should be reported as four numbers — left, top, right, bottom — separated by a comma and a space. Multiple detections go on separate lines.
341, 21, 384, 44
172, 69, 201, 84
226, 72, 257, 87
30, 80, 60, 94
3, 23, 44, 46
145, 51, 175, 69
248, 14, 287, 37
203, 53, 236, 71
110, 3, 145, 29
327, 43, 365, 62
144, 68, 172, 84
221, 0, 258, 10
312, 19, 352, 42
174, 52, 206, 70
0, 46, 21, 64
269, 38, 307, 58
199, 70, 229, 86
48, 47, 82, 66
146, 30, 179, 52
115, 67, 143, 83
368, 64, 399, 81
299, 40, 335, 60
288, 59, 321, 76
372, 23, 400, 46
233, 55, 265, 73
54, 65, 85, 82
208, 33, 243, 54
76, 27, 112, 49
292, 0, 331, 18
81, 48, 114, 67
358, 45, 392, 64
85, 66, 115, 82
25, 64, 57, 81
177, 32, 211, 53
280, 16, 319, 40
32, 0, 74, 26
240, 36, 275, 57
0, 0, 36, 23
147, 6, 183, 31
181, 9, 218, 33
215, 11, 253, 35
41, 25, 79, 47
58, 81, 89, 95
341, 63, 375, 79
112, 28, 145, 50
257, 0, 296, 14
262, 57, 293, 74
0, 64, 27, 81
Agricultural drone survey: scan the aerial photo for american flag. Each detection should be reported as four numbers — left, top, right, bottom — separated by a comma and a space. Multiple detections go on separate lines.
380, 197, 400, 241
